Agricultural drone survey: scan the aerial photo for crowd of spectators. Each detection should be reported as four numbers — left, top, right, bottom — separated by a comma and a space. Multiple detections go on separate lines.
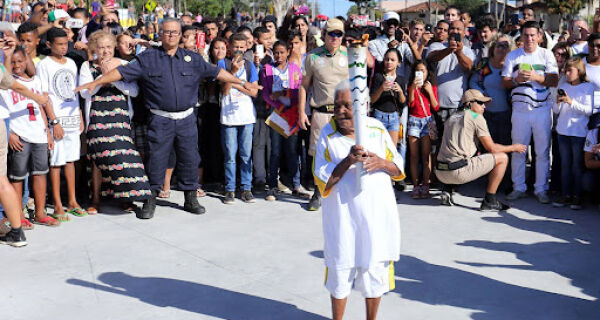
1, 2, 600, 248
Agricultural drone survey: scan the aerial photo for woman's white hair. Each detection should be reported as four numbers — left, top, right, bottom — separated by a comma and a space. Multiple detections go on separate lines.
334, 80, 352, 101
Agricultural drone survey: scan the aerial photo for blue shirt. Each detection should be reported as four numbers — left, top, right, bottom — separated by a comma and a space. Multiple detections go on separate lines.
118, 46, 221, 112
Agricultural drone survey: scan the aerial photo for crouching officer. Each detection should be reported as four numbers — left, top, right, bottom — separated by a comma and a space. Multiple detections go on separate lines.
436, 89, 527, 211
75, 18, 260, 219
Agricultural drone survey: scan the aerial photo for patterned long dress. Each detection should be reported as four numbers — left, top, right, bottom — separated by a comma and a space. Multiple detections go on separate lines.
86, 64, 151, 201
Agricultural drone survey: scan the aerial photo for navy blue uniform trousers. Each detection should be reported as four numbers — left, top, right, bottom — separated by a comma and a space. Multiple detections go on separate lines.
146, 113, 199, 192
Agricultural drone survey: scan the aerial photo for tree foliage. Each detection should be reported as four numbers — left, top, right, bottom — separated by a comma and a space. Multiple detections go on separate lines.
440, 0, 486, 16
546, 0, 588, 16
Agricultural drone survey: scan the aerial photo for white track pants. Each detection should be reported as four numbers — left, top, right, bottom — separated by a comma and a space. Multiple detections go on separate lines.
511, 107, 552, 194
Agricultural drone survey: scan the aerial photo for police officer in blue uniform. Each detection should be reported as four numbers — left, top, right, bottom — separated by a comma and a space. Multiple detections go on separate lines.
76, 18, 258, 219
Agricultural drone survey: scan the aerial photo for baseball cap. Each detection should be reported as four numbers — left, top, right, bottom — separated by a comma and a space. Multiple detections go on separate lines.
48, 9, 69, 22
383, 11, 400, 22
461, 89, 492, 105
326, 18, 344, 33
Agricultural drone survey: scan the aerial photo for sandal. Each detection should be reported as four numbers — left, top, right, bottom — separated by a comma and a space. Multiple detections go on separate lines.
86, 205, 99, 215
50, 212, 70, 222
196, 188, 206, 197
20, 218, 34, 230
33, 215, 60, 227
66, 207, 88, 217
120, 202, 136, 213
158, 189, 171, 198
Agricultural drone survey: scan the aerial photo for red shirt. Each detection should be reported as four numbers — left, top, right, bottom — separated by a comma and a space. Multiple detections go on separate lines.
408, 85, 439, 118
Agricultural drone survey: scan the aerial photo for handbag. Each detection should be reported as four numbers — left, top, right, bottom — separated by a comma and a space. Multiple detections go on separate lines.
417, 88, 438, 141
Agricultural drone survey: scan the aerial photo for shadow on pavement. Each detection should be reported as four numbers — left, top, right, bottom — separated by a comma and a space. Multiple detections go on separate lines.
455, 210, 600, 306
67, 272, 327, 320
395, 255, 599, 320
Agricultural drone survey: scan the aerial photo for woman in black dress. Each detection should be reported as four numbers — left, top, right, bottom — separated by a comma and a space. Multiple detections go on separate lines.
79, 31, 150, 213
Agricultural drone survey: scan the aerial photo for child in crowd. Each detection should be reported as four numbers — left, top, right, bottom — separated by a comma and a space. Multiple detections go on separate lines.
16, 22, 43, 75
552, 57, 594, 209
370, 48, 406, 146
36, 28, 86, 221
2, 47, 57, 227
253, 26, 274, 67
251, 26, 275, 191
261, 40, 309, 201
219, 33, 259, 204
0, 43, 52, 247
407, 60, 439, 199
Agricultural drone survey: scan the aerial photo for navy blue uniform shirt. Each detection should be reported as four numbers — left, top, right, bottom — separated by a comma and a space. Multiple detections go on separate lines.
118, 46, 221, 112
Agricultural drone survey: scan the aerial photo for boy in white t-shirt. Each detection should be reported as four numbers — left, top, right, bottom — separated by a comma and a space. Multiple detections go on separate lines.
218, 33, 259, 204
0, 42, 52, 247
36, 28, 86, 221
1, 47, 58, 227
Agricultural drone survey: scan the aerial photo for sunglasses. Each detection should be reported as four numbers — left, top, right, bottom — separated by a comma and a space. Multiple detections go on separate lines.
327, 31, 343, 38
496, 42, 509, 49
472, 100, 487, 105
386, 21, 398, 27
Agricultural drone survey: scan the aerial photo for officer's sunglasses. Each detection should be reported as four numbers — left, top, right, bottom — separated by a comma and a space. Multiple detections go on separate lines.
327, 31, 344, 38
473, 100, 487, 105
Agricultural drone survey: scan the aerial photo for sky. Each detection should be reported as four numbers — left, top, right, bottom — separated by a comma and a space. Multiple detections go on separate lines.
318, 0, 353, 18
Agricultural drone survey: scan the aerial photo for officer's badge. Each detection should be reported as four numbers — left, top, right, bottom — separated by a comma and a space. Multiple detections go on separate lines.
184, 55, 192, 62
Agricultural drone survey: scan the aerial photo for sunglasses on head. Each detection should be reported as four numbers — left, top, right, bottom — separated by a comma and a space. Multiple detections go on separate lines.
328, 31, 343, 38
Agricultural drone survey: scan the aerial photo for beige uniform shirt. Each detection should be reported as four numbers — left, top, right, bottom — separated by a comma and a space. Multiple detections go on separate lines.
303, 46, 349, 108
437, 110, 490, 163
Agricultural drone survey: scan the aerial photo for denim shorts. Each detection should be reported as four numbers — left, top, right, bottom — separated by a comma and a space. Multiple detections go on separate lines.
407, 115, 431, 138
373, 109, 400, 132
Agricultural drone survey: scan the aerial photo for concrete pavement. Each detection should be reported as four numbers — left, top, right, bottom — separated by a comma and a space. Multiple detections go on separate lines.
2, 184, 599, 320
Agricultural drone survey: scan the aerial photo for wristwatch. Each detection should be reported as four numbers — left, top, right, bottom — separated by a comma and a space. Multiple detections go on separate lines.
49, 119, 60, 126
240, 80, 247, 87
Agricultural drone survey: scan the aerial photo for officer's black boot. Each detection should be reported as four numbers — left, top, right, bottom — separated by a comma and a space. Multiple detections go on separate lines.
138, 190, 157, 219
184, 191, 206, 215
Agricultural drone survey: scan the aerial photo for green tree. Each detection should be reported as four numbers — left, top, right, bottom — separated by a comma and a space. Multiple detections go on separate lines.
440, 0, 486, 16
546, 0, 587, 16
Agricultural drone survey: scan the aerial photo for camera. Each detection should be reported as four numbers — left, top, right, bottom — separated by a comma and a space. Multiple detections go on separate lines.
425, 24, 432, 33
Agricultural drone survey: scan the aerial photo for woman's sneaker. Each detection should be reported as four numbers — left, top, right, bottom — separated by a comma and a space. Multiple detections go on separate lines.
265, 188, 277, 201
410, 185, 421, 199
223, 192, 235, 205
420, 184, 431, 199
241, 190, 256, 203
0, 228, 27, 247
552, 196, 571, 208
570, 196, 583, 210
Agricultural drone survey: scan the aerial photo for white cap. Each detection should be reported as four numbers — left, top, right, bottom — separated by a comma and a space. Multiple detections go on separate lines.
383, 11, 400, 22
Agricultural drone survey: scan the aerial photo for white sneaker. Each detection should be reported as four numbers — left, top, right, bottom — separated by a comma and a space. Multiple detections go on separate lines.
535, 191, 550, 204
506, 190, 527, 201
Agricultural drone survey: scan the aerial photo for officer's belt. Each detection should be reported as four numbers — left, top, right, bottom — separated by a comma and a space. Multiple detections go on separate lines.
312, 105, 335, 113
436, 159, 468, 171
150, 108, 194, 120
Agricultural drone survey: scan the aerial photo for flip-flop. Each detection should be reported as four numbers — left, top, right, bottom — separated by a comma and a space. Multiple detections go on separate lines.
33, 216, 60, 227
50, 212, 70, 222
86, 206, 99, 215
66, 207, 88, 217
196, 188, 206, 197
20, 218, 34, 230
158, 189, 171, 198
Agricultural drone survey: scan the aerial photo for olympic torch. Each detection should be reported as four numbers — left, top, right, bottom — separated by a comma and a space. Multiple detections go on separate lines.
348, 36, 369, 192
